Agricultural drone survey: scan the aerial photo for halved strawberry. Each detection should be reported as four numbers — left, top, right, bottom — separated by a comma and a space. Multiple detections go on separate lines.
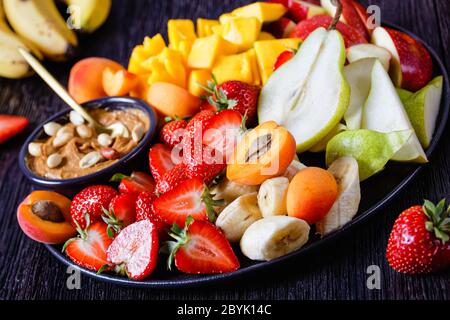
102, 193, 137, 237
0, 115, 29, 144
106, 220, 159, 280
63, 217, 112, 272
155, 163, 188, 195
149, 144, 176, 182
111, 171, 155, 194
135, 191, 167, 236
160, 119, 187, 148
153, 178, 222, 226
163, 217, 240, 274
70, 185, 118, 229
202, 109, 244, 162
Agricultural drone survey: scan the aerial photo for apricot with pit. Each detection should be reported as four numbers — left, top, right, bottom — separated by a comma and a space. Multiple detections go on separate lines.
17, 191, 76, 244
227, 121, 296, 185
69, 57, 124, 104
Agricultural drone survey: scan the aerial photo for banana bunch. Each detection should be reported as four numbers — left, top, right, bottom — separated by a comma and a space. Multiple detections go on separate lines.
240, 216, 310, 261
316, 157, 361, 236
0, 0, 111, 78
215, 193, 262, 242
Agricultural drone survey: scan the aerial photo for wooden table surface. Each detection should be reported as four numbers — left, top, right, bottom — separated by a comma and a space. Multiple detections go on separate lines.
1, 0, 449, 300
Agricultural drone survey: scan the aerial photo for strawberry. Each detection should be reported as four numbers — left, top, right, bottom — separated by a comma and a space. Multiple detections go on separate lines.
135, 191, 167, 232
102, 193, 137, 237
148, 143, 176, 182
202, 109, 244, 162
106, 220, 159, 280
387, 200, 450, 274
160, 119, 187, 148
70, 185, 118, 229
185, 162, 225, 185
163, 217, 240, 274
273, 49, 296, 71
289, 15, 368, 47
153, 178, 223, 227
63, 216, 113, 272
0, 115, 29, 144
155, 163, 188, 195
111, 171, 155, 194
203, 80, 260, 126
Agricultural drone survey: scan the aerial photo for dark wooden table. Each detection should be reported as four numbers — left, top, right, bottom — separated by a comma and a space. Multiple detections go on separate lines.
1, 0, 449, 300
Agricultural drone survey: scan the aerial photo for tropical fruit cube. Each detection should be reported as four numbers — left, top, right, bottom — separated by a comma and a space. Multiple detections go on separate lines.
168, 19, 197, 49
189, 69, 213, 97
231, 2, 287, 23
197, 19, 220, 37
221, 17, 262, 52
188, 34, 238, 69
128, 34, 166, 75
258, 31, 276, 41
212, 51, 255, 85
253, 38, 301, 84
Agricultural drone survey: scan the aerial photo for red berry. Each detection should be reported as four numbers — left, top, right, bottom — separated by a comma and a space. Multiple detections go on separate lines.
160, 119, 187, 148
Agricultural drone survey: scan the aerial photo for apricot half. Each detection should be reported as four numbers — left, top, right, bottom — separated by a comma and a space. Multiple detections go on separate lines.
102, 68, 139, 96
227, 121, 296, 185
17, 191, 76, 244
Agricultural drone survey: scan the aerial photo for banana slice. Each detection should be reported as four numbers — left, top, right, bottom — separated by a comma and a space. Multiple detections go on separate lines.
316, 156, 361, 236
211, 177, 259, 205
216, 192, 262, 242
240, 216, 310, 261
257, 177, 289, 217
282, 160, 307, 181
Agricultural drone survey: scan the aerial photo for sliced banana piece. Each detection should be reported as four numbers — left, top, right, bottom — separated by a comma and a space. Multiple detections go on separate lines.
211, 177, 259, 205
216, 192, 262, 242
240, 216, 310, 261
282, 160, 307, 181
258, 177, 289, 217
316, 156, 361, 236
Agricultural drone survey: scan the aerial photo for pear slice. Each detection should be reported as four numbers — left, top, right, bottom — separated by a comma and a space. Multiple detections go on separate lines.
343, 58, 376, 130
258, 27, 350, 153
401, 76, 443, 148
361, 60, 428, 163
309, 123, 347, 152
396, 87, 413, 102
326, 129, 413, 181
346, 44, 391, 71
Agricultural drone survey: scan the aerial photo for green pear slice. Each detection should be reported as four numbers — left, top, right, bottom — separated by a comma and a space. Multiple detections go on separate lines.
401, 76, 443, 148
361, 60, 428, 163
309, 123, 347, 152
396, 88, 413, 102
346, 44, 391, 71
258, 28, 350, 152
343, 58, 376, 130
326, 129, 413, 181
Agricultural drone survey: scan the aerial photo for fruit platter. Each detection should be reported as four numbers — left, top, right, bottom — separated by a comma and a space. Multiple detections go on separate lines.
3, 0, 449, 288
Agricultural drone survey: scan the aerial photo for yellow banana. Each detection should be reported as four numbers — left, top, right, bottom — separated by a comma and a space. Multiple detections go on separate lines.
3, 0, 77, 61
257, 177, 289, 217
64, 0, 111, 33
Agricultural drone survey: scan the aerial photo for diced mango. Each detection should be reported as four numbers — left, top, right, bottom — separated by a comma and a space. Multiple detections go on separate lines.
219, 13, 237, 25
130, 74, 151, 99
221, 17, 262, 52
188, 34, 238, 69
246, 48, 261, 86
142, 48, 187, 88
143, 34, 166, 56
258, 31, 276, 41
168, 19, 197, 49
212, 51, 254, 85
231, 2, 287, 23
211, 25, 224, 36
175, 39, 194, 65
253, 38, 301, 84
189, 69, 213, 97
197, 19, 220, 37
128, 34, 167, 75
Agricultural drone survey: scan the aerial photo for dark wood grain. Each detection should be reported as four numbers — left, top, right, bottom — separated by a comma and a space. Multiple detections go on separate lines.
1, 0, 449, 300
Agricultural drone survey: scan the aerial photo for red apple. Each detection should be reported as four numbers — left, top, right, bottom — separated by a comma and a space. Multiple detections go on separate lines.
371, 26, 433, 91
265, 17, 296, 38
321, 0, 371, 40
288, 0, 327, 23
289, 15, 368, 47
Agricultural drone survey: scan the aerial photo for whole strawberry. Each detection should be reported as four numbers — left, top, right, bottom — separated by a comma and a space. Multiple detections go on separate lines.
387, 199, 450, 274
204, 80, 260, 125
70, 185, 118, 229
155, 163, 188, 194
160, 118, 187, 148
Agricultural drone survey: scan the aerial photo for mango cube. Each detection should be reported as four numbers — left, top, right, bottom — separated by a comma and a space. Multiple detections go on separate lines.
247, 48, 261, 86
221, 17, 262, 52
143, 48, 187, 88
188, 34, 238, 69
189, 69, 213, 97
258, 31, 276, 41
219, 13, 236, 24
211, 25, 224, 36
128, 34, 166, 75
212, 51, 255, 85
168, 19, 197, 49
253, 38, 301, 84
197, 19, 220, 37
143, 34, 166, 56
231, 2, 287, 23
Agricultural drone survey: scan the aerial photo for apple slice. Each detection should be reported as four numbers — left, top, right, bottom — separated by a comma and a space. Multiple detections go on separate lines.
321, 0, 370, 40
289, 0, 327, 22
343, 58, 376, 130
259, 27, 350, 152
371, 26, 433, 92
361, 60, 428, 163
346, 44, 391, 71
401, 76, 443, 148
326, 129, 413, 181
